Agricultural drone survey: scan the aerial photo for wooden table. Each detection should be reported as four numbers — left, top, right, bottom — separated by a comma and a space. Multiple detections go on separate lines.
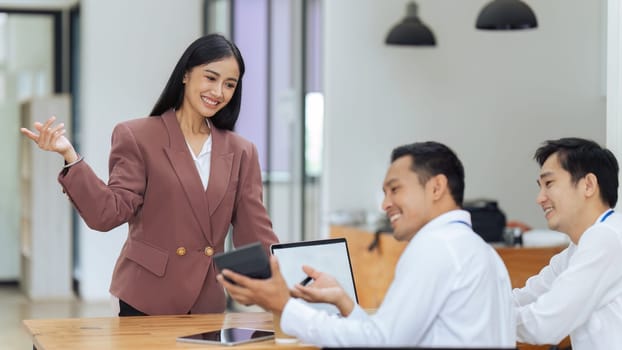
23, 312, 318, 350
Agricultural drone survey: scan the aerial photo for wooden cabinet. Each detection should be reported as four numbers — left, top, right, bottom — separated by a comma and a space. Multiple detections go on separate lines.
330, 225, 407, 309
495, 245, 565, 288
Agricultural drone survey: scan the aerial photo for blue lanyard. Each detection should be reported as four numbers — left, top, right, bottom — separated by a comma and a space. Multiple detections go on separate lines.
600, 209, 614, 222
449, 220, 472, 228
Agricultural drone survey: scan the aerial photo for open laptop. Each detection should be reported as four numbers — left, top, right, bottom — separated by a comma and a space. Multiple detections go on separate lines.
271, 238, 358, 315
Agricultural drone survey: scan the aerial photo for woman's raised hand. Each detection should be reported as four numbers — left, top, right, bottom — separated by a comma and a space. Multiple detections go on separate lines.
20, 116, 78, 163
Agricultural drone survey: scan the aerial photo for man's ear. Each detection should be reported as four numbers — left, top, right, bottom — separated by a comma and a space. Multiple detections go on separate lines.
430, 174, 448, 201
583, 173, 599, 199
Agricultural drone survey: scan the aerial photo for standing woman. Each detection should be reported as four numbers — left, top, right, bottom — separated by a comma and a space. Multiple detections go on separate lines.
20, 34, 279, 316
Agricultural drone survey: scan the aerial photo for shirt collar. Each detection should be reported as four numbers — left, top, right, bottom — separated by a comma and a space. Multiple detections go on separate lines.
417, 209, 472, 235
595, 208, 614, 224
186, 134, 212, 161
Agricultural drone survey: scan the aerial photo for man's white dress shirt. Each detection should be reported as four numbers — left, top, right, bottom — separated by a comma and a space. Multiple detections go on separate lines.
281, 210, 515, 347
514, 210, 622, 350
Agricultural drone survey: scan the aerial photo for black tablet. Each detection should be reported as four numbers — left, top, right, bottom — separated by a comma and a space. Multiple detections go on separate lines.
213, 242, 271, 281
177, 327, 274, 346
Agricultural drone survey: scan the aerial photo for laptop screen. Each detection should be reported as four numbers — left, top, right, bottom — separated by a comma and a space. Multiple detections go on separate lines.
271, 238, 358, 315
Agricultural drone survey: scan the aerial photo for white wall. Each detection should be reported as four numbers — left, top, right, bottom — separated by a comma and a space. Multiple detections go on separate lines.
323, 0, 606, 230
608, 0, 622, 205
0, 15, 54, 280
78, 0, 202, 300
0, 0, 77, 9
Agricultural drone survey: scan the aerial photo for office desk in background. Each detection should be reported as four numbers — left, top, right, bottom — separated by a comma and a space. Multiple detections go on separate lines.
23, 312, 317, 350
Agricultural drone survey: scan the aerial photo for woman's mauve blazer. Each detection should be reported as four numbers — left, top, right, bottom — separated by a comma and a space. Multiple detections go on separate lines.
57, 109, 279, 315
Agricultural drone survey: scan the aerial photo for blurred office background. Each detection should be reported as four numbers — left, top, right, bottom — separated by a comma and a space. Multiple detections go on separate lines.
0, 0, 621, 326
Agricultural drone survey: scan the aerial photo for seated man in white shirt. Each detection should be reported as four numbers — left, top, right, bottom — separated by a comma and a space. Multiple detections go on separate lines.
218, 141, 516, 348
514, 137, 622, 350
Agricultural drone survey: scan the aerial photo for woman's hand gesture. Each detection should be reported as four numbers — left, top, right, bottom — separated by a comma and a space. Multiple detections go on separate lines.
20, 116, 78, 163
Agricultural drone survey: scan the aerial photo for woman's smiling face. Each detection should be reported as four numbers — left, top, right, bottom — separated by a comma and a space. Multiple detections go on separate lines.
181, 56, 240, 118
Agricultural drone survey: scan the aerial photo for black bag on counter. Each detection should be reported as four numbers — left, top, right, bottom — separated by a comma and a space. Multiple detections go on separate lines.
463, 199, 506, 242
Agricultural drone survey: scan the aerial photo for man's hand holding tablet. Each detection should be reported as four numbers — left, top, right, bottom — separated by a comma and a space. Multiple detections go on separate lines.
213, 242, 271, 283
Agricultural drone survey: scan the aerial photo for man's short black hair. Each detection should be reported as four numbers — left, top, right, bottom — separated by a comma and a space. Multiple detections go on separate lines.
534, 137, 619, 207
391, 141, 465, 206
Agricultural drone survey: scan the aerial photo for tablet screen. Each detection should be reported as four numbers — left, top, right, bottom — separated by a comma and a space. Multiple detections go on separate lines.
271, 238, 358, 315
177, 327, 274, 346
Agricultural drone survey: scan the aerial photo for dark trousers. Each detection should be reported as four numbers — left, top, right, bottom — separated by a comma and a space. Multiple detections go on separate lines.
118, 299, 192, 316
119, 299, 147, 317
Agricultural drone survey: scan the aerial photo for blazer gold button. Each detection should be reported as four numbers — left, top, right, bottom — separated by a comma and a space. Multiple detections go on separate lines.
204, 246, 214, 256
176, 247, 187, 256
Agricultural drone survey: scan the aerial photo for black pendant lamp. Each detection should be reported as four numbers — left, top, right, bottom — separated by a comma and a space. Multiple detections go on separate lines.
476, 0, 537, 30
385, 1, 436, 46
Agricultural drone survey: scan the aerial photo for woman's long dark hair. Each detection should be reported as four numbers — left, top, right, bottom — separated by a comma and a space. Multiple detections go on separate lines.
150, 34, 245, 131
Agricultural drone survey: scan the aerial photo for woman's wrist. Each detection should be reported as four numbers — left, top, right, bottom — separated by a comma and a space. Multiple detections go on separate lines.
62, 148, 79, 164
63, 155, 83, 169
